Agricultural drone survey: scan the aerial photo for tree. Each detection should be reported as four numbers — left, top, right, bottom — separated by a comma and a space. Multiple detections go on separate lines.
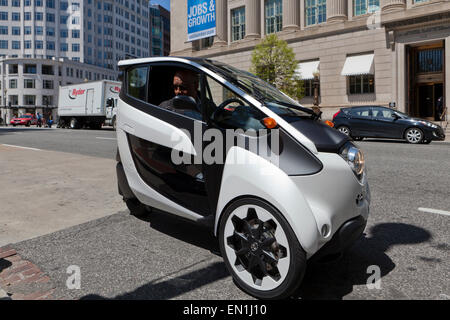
250, 34, 305, 101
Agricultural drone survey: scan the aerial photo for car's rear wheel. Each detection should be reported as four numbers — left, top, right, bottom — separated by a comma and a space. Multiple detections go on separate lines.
337, 125, 351, 136
405, 127, 423, 144
218, 198, 306, 299
26, 122, 30, 127
70, 118, 79, 129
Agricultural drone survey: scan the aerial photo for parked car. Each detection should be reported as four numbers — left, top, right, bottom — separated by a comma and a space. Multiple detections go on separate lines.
116, 57, 370, 299
332, 106, 446, 144
10, 114, 37, 127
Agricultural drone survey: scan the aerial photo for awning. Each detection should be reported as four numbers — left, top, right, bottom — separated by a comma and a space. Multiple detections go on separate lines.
341, 54, 374, 76
295, 60, 320, 80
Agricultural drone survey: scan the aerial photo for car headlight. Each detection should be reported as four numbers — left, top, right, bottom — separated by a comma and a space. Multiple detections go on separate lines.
419, 121, 437, 129
340, 142, 365, 179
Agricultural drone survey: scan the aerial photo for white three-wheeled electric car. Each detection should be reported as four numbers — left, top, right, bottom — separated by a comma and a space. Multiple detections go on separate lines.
115, 57, 370, 299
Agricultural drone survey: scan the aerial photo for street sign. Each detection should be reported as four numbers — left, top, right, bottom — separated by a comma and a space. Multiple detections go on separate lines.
187, 0, 216, 42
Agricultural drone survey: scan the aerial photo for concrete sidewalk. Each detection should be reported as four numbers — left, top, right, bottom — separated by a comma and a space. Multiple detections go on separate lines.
0, 144, 126, 247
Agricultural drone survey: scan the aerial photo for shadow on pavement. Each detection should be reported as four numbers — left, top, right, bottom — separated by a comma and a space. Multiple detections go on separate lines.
294, 222, 431, 300
361, 138, 408, 144
140, 208, 220, 254
0, 259, 12, 273
0, 128, 54, 136
80, 261, 229, 300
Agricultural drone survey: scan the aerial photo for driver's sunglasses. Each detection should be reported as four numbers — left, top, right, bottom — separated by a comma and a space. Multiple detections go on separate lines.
173, 84, 188, 91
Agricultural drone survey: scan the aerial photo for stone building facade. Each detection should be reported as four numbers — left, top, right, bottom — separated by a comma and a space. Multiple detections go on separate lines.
170, 0, 450, 121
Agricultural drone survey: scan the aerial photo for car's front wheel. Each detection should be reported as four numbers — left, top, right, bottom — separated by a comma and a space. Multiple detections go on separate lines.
218, 198, 306, 299
405, 127, 423, 144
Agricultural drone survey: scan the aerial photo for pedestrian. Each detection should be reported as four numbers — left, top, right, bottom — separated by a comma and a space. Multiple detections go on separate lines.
436, 96, 443, 120
47, 115, 53, 128
36, 112, 42, 127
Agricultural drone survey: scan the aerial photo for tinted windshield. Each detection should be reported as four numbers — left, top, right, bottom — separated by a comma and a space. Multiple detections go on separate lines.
200, 60, 313, 119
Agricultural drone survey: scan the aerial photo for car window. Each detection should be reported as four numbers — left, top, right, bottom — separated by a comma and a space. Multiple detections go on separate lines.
205, 75, 266, 130
127, 66, 148, 101
351, 107, 371, 118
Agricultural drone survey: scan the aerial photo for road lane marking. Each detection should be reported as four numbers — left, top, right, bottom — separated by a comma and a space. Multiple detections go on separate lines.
96, 137, 116, 140
418, 207, 450, 217
2, 144, 41, 151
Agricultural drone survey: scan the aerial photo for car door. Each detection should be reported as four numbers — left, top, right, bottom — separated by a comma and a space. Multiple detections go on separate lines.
120, 63, 211, 216
371, 107, 403, 138
348, 107, 373, 136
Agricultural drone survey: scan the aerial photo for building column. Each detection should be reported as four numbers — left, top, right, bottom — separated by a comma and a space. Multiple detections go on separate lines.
244, 0, 261, 40
326, 0, 348, 23
397, 43, 406, 113
282, 0, 300, 31
213, 0, 227, 46
381, 0, 406, 13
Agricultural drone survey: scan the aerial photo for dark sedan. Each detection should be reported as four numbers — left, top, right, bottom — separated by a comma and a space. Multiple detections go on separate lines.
332, 106, 445, 144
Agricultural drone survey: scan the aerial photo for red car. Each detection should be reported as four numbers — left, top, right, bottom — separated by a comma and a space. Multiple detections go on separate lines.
10, 114, 37, 127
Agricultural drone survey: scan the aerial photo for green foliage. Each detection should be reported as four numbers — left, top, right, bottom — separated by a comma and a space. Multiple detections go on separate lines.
250, 34, 305, 101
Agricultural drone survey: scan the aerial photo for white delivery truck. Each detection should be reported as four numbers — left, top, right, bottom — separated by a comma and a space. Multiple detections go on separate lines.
57, 80, 121, 129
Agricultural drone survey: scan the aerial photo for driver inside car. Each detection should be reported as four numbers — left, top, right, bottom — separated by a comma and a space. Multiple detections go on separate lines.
159, 70, 204, 120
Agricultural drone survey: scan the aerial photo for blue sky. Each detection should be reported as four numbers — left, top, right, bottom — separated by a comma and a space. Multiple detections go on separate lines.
150, 0, 170, 11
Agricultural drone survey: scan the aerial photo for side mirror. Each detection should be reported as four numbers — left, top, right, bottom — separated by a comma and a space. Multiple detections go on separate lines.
392, 113, 400, 120
106, 98, 114, 107
173, 95, 197, 111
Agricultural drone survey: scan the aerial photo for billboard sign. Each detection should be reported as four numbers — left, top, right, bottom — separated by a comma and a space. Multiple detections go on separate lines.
187, 0, 216, 42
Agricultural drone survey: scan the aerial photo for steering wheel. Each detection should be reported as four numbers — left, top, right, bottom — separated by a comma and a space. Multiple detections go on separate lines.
217, 98, 245, 110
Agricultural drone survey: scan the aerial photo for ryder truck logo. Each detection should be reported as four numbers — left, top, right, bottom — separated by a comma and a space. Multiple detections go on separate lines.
68, 89, 86, 100
109, 86, 121, 94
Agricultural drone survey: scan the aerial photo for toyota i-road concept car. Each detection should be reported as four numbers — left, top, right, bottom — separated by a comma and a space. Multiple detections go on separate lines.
116, 57, 370, 299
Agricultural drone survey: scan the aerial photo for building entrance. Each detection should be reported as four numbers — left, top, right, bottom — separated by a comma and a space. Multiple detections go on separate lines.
407, 41, 445, 121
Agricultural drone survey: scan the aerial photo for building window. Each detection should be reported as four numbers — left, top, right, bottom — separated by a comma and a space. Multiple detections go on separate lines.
9, 79, 17, 89
414, 0, 429, 3
35, 40, 44, 49
9, 64, 18, 74
12, 40, 20, 50
265, 0, 282, 34
24, 79, 35, 88
24, 40, 32, 49
0, 40, 7, 49
9, 95, 18, 105
12, 26, 20, 35
24, 95, 36, 105
354, 0, 380, 16
305, 0, 326, 26
348, 74, 375, 94
43, 80, 53, 89
72, 43, 80, 52
24, 64, 37, 74
42, 65, 53, 75
303, 79, 320, 97
231, 7, 245, 41
416, 48, 443, 73
0, 26, 7, 35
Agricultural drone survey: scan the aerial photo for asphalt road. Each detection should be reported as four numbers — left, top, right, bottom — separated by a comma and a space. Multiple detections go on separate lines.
1, 127, 449, 300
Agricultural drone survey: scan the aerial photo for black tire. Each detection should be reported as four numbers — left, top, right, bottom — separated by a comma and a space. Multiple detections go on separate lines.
218, 198, 307, 299
337, 125, 351, 136
405, 127, 423, 144
125, 198, 151, 217
26, 122, 30, 127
